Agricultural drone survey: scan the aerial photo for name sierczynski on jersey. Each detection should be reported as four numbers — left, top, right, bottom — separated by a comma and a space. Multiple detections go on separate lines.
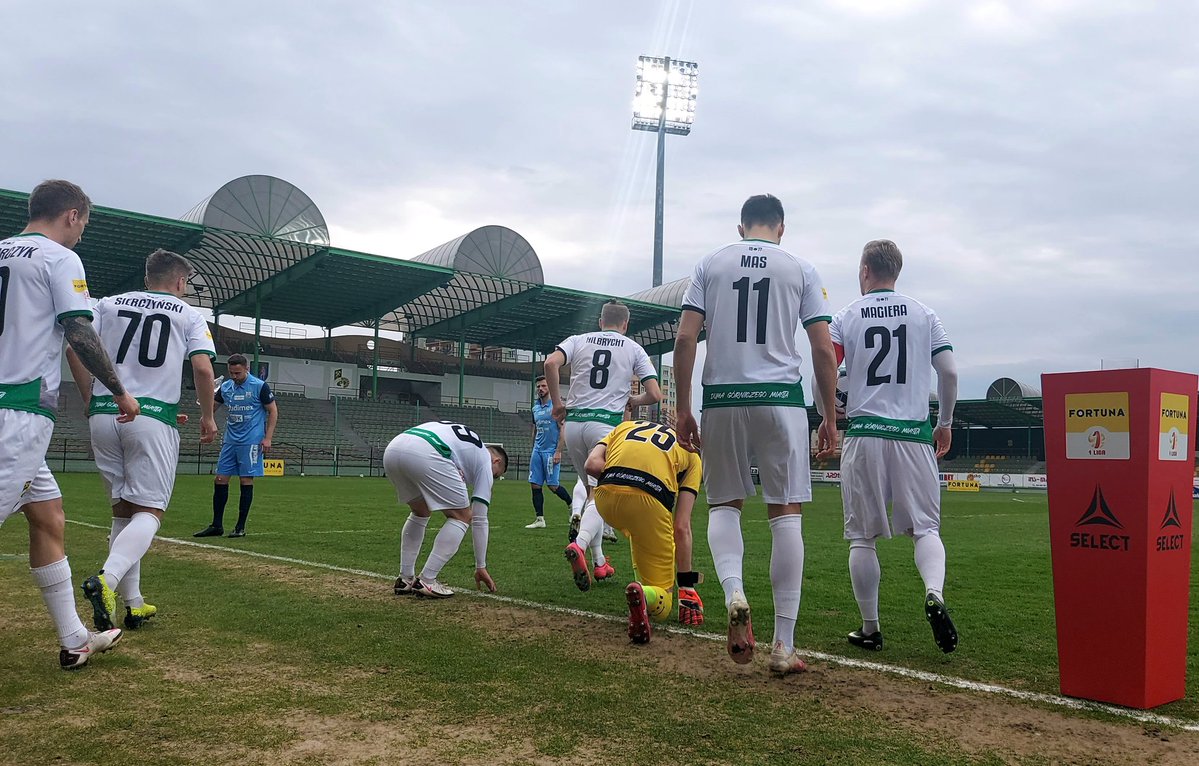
113, 296, 186, 313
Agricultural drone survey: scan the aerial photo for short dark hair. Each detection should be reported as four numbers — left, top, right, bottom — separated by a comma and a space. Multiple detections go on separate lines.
600, 300, 629, 328
489, 444, 509, 473
534, 375, 547, 384
227, 353, 249, 368
145, 249, 193, 287
740, 194, 784, 229
28, 180, 92, 223
862, 239, 903, 281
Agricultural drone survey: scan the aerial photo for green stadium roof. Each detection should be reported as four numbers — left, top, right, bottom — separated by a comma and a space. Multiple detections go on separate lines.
0, 187, 686, 354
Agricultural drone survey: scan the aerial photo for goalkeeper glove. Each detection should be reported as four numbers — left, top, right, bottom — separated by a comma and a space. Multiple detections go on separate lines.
678, 587, 704, 626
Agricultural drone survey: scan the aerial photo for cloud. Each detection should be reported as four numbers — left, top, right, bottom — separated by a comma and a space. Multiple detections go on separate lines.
2, 1, 1195, 400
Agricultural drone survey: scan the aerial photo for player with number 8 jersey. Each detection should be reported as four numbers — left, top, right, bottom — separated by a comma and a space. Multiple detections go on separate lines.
384, 421, 509, 598
545, 300, 662, 587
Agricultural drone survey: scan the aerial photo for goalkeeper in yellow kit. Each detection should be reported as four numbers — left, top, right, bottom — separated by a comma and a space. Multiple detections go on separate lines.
574, 420, 704, 644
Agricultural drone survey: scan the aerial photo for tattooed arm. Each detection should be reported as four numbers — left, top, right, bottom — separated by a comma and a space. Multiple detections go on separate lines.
61, 316, 140, 422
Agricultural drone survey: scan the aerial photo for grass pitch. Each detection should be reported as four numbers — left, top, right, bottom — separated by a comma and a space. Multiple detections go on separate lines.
1, 474, 1197, 764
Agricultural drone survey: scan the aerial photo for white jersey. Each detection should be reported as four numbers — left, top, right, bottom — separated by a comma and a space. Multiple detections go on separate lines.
0, 233, 93, 419
402, 421, 495, 504
556, 331, 656, 426
88, 291, 216, 427
681, 240, 830, 409
829, 290, 951, 444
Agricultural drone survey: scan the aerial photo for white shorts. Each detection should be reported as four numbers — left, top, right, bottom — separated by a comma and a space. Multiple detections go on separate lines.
383, 433, 469, 511
24, 462, 62, 505
90, 414, 181, 511
701, 406, 812, 505
840, 436, 940, 540
0, 410, 56, 524
564, 421, 615, 488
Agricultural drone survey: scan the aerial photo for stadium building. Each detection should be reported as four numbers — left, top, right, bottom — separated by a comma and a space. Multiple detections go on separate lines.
1, 175, 1065, 485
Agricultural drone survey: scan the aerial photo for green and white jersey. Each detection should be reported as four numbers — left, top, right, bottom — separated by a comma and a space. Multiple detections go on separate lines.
681, 240, 831, 408
829, 290, 952, 444
402, 420, 495, 505
0, 233, 93, 420
555, 331, 657, 426
88, 291, 216, 427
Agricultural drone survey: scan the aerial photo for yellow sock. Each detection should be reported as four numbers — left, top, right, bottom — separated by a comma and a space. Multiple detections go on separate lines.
641, 585, 673, 621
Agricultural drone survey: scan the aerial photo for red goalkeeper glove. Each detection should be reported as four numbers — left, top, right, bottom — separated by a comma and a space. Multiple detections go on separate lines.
678, 587, 704, 626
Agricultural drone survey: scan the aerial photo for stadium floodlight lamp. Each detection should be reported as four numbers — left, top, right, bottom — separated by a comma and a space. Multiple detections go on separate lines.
632, 56, 698, 136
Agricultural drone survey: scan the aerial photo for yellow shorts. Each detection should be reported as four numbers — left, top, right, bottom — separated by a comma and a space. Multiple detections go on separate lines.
593, 484, 675, 592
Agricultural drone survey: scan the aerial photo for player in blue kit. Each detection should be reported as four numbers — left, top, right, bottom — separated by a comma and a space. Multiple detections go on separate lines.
525, 375, 574, 529
193, 353, 278, 538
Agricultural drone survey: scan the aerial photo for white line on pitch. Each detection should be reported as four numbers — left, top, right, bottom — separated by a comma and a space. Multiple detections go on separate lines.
66, 519, 1199, 734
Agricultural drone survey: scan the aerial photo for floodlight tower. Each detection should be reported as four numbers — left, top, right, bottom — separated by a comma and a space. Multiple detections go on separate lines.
633, 56, 698, 288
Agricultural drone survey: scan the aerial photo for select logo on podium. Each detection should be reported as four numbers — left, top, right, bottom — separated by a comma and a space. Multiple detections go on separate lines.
1156, 490, 1185, 552
1159, 393, 1189, 461
1069, 485, 1130, 551
1065, 392, 1130, 460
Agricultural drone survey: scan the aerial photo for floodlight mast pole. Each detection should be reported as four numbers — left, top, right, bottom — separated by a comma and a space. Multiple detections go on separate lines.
652, 57, 671, 289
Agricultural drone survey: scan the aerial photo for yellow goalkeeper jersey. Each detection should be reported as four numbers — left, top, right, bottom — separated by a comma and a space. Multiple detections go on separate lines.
597, 421, 702, 511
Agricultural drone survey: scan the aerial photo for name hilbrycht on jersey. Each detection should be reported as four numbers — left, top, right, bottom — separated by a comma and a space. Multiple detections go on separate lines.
0, 244, 37, 261
113, 296, 185, 313
860, 304, 908, 319
587, 336, 626, 347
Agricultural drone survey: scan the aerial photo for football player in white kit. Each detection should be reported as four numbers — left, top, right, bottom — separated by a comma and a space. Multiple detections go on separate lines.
67, 249, 219, 633
826, 240, 959, 653
0, 180, 140, 668
544, 300, 662, 590
385, 421, 507, 598
674, 194, 839, 676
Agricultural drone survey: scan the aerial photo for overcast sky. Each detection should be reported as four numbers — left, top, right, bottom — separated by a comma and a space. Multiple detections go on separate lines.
3, 1, 1195, 398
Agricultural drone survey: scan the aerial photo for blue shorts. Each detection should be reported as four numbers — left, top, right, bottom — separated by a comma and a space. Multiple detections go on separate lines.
528, 450, 561, 487
217, 443, 264, 478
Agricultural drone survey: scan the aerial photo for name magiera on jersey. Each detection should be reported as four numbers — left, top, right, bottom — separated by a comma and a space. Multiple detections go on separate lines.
114, 296, 185, 313
860, 304, 908, 319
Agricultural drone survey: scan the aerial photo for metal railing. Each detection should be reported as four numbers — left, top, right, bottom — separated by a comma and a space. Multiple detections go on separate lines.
45, 438, 565, 482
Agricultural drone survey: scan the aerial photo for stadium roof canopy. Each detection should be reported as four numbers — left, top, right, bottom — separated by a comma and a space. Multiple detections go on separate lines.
0, 178, 685, 354
809, 377, 1045, 431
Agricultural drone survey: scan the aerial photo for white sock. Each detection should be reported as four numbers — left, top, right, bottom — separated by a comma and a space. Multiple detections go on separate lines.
31, 557, 89, 649
707, 505, 745, 607
914, 533, 946, 601
401, 513, 430, 579
109, 515, 130, 550
769, 514, 804, 652
119, 561, 144, 609
109, 517, 143, 608
419, 518, 468, 581
103, 512, 160, 588
849, 539, 881, 634
576, 500, 604, 556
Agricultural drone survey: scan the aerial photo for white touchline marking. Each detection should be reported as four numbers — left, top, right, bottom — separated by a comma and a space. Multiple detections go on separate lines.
65, 519, 1199, 733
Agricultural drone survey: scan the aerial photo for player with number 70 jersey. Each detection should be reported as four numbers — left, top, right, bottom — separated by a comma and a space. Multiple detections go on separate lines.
86, 292, 215, 425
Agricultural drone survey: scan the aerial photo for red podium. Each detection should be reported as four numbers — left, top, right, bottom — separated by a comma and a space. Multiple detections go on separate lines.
1042, 368, 1195, 708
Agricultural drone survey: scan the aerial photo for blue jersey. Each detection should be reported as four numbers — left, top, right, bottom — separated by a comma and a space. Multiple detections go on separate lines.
532, 398, 559, 452
216, 375, 274, 445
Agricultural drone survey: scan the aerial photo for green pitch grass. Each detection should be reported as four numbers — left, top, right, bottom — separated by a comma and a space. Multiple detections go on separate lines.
1, 474, 1196, 764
